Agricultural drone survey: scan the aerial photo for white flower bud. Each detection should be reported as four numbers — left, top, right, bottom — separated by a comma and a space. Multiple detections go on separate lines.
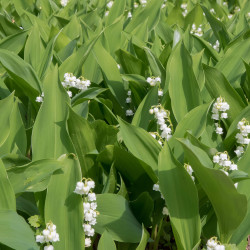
88, 193, 96, 201
213, 155, 220, 163
44, 245, 54, 250
85, 237, 92, 247
220, 113, 228, 119
153, 184, 160, 191
87, 181, 95, 189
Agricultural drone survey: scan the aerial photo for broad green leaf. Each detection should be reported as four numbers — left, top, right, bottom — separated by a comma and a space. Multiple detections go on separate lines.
3, 100, 27, 155
132, 86, 158, 130
224, 105, 250, 151
178, 138, 247, 243
97, 145, 155, 195
24, 25, 44, 74
38, 33, 60, 79
71, 87, 107, 106
144, 48, 166, 86
136, 225, 150, 250
203, 64, 246, 124
95, 194, 142, 243
201, 6, 231, 47
16, 193, 39, 216
173, 102, 212, 139
67, 107, 96, 176
0, 159, 15, 210
216, 38, 250, 87
0, 14, 22, 36
98, 230, 117, 250
116, 49, 147, 75
168, 42, 202, 122
159, 143, 201, 250
92, 120, 118, 152
125, 0, 163, 33
0, 210, 39, 250
0, 93, 26, 156
32, 66, 75, 160
230, 147, 250, 245
0, 93, 14, 155
93, 41, 126, 107
130, 192, 153, 228
59, 34, 100, 77
45, 154, 84, 250
102, 164, 117, 194
0, 49, 41, 97
1, 153, 31, 171
0, 31, 28, 53
118, 118, 160, 177
7, 159, 64, 193
106, 0, 126, 26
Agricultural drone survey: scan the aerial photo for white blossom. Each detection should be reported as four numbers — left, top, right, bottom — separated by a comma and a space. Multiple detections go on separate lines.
207, 237, 225, 250
215, 126, 223, 135
126, 97, 131, 103
67, 91, 72, 98
235, 118, 250, 156
88, 193, 96, 202
75, 178, 98, 248
36, 96, 43, 103
153, 184, 160, 191
60, 0, 69, 7
44, 245, 54, 250
126, 109, 134, 116
147, 76, 161, 86
36, 222, 59, 247
234, 146, 244, 157
213, 40, 220, 51
85, 238, 92, 248
162, 207, 168, 215
190, 24, 203, 37
74, 181, 90, 195
213, 152, 237, 174
158, 90, 163, 96
106, 1, 113, 9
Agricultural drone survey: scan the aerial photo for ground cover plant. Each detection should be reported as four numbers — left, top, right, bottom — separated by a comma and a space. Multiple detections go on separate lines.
0, 0, 250, 249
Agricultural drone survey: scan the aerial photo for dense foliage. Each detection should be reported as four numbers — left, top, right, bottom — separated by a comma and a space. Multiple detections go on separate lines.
0, 0, 250, 249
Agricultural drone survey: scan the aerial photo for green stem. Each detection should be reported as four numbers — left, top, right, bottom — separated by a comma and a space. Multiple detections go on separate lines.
153, 218, 163, 250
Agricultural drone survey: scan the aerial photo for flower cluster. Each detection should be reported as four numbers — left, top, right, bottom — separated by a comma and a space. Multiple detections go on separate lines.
36, 92, 44, 103
149, 105, 173, 144
60, 0, 69, 7
153, 184, 168, 215
213, 152, 238, 171
74, 178, 98, 248
158, 89, 163, 97
62, 73, 91, 98
213, 40, 220, 51
190, 24, 203, 37
36, 222, 59, 250
125, 90, 135, 117
184, 164, 195, 182
207, 237, 225, 250
140, 0, 147, 7
127, 11, 132, 18
146, 76, 161, 87
213, 152, 238, 187
161, 0, 167, 9
210, 8, 216, 14
235, 118, 250, 145
181, 3, 188, 17
134, 2, 139, 8
211, 97, 230, 135
106, 1, 113, 9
